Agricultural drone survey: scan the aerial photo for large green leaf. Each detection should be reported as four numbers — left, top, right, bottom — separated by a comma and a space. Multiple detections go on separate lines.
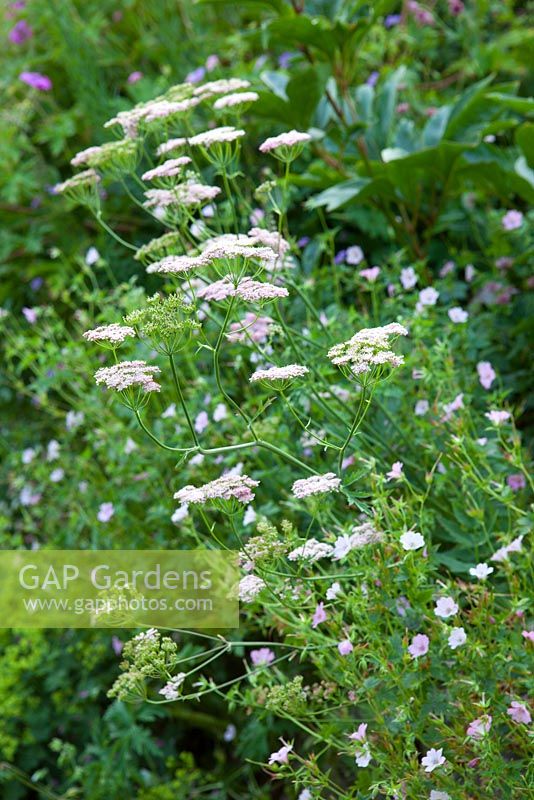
306, 176, 393, 210
516, 123, 534, 167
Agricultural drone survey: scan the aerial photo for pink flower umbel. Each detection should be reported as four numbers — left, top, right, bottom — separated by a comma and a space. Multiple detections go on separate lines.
466, 715, 492, 739
507, 701, 531, 725
312, 602, 327, 629
421, 748, 446, 772
408, 633, 429, 659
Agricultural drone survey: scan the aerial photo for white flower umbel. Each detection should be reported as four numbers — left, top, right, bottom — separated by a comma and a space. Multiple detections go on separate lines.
83, 324, 135, 347
213, 91, 259, 110
239, 574, 266, 603
292, 473, 341, 499
188, 126, 246, 147
250, 364, 309, 390
259, 129, 311, 161
328, 323, 408, 381
159, 673, 186, 700
287, 538, 334, 562
94, 361, 161, 393
174, 474, 259, 513
142, 157, 192, 181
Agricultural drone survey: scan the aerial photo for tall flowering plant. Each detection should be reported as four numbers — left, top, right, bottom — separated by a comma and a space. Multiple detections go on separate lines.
58, 76, 533, 799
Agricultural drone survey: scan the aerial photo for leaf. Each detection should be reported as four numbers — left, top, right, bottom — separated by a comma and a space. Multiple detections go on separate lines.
445, 75, 495, 140
421, 105, 452, 147
306, 176, 393, 210
516, 122, 534, 167
259, 70, 289, 101
369, 66, 407, 151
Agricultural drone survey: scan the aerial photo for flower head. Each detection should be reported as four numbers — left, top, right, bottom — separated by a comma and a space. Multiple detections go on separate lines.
239, 574, 266, 602
400, 530, 425, 551
328, 322, 408, 379
466, 715, 492, 739
469, 562, 494, 580
250, 647, 275, 666
477, 361, 496, 390
142, 157, 192, 181
250, 364, 309, 388
259, 129, 311, 161
338, 639, 353, 656
448, 627, 467, 650
434, 597, 459, 619
83, 324, 135, 346
94, 361, 161, 393
507, 701, 531, 725
20, 71, 52, 91
213, 91, 259, 110
502, 210, 523, 230
421, 748, 446, 773
386, 461, 403, 480
448, 307, 468, 323
188, 126, 246, 147
408, 633, 429, 659
312, 602, 327, 628
175, 473, 259, 508
485, 409, 511, 425
159, 673, 186, 700
292, 473, 341, 499
268, 742, 292, 765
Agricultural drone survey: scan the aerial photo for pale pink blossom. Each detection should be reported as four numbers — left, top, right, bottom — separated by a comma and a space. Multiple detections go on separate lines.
400, 266, 418, 290
434, 597, 459, 619
502, 210, 523, 230
360, 267, 380, 282
312, 602, 327, 628
194, 410, 209, 433
466, 715, 492, 739
421, 748, 445, 772
349, 723, 367, 742
507, 701, 531, 725
250, 647, 275, 666
268, 742, 292, 765
448, 626, 467, 650
338, 639, 353, 656
408, 633, 429, 658
345, 245, 364, 265
485, 410, 511, 425
386, 461, 403, 480
507, 473, 526, 491
142, 157, 191, 181
400, 530, 425, 551
97, 502, 115, 522
415, 399, 429, 416
469, 562, 494, 580
477, 361, 496, 390
448, 307, 468, 323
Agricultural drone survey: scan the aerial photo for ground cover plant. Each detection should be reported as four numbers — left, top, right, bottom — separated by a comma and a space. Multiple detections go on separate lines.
0, 1, 532, 798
